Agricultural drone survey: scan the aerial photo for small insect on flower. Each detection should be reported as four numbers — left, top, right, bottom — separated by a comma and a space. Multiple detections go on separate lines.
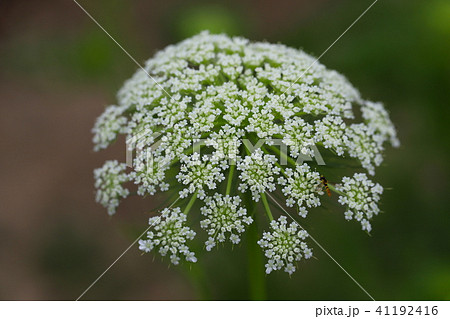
320, 175, 331, 197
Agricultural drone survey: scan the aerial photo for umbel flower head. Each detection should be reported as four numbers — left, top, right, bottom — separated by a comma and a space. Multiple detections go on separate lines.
139, 207, 197, 265
93, 32, 398, 275
258, 216, 312, 275
200, 194, 253, 251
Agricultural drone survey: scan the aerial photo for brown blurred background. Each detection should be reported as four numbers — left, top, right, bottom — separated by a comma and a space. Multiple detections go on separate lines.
0, 0, 449, 300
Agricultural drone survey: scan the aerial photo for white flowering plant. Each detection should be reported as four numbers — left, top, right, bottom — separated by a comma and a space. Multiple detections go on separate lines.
93, 32, 398, 277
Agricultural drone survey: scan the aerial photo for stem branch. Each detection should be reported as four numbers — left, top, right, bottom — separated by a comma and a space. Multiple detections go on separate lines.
226, 164, 235, 196
246, 198, 267, 300
260, 193, 274, 221
183, 192, 198, 215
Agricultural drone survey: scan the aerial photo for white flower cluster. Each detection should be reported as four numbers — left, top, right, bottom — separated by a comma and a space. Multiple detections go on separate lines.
130, 151, 170, 196
278, 164, 323, 217
361, 101, 400, 148
336, 173, 383, 232
92, 105, 128, 151
138, 207, 197, 265
258, 216, 312, 275
93, 32, 398, 273
94, 160, 130, 215
200, 194, 253, 251
345, 124, 383, 175
314, 115, 347, 156
205, 125, 244, 161
237, 149, 280, 202
282, 117, 315, 157
176, 153, 227, 199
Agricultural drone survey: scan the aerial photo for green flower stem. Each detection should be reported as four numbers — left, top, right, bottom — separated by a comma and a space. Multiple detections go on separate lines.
245, 196, 267, 300
183, 192, 198, 215
226, 164, 236, 196
260, 192, 274, 221
243, 142, 252, 156
181, 262, 211, 300
180, 191, 208, 299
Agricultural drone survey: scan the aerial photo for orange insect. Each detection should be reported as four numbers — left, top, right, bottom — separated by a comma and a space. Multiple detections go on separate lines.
320, 175, 331, 197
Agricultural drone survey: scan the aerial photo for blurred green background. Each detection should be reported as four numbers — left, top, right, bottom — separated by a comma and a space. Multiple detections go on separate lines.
0, 0, 449, 300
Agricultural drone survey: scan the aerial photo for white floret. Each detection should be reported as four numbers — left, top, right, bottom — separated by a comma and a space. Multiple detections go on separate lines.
94, 160, 130, 215
139, 207, 197, 264
278, 163, 323, 217
237, 149, 280, 201
258, 216, 312, 275
200, 194, 253, 251
336, 173, 383, 232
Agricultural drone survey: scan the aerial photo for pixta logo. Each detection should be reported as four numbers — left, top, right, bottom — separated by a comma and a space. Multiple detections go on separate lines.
126, 128, 325, 170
